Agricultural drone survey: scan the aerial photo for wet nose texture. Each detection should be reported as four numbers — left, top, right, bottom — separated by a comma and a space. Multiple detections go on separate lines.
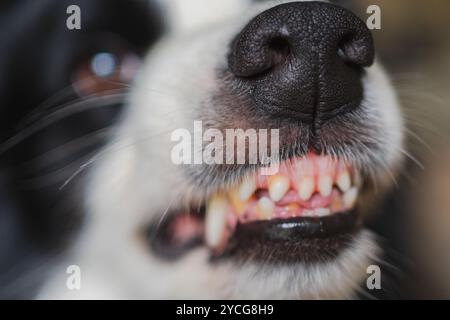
228, 2, 374, 124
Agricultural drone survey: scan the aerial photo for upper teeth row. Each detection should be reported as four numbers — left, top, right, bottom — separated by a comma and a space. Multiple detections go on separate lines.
234, 167, 357, 204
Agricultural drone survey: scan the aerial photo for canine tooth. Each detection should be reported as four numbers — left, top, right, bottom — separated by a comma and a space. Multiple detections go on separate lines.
205, 195, 228, 248
268, 175, 290, 202
337, 170, 351, 192
298, 176, 314, 201
239, 178, 257, 201
257, 197, 274, 220
318, 175, 333, 197
314, 208, 331, 217
343, 187, 359, 209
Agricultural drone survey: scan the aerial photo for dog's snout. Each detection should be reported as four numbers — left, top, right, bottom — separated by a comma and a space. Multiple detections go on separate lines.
228, 2, 374, 121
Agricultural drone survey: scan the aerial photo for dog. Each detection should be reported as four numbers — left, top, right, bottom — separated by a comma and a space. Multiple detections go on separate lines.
0, 0, 406, 299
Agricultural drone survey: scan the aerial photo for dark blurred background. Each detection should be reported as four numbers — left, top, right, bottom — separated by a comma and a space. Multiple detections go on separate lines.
345, 0, 450, 299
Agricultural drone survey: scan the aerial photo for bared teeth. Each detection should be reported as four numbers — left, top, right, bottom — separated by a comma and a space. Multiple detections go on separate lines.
239, 178, 257, 201
268, 175, 290, 202
318, 174, 333, 197
229, 178, 257, 216
207, 156, 362, 237
297, 157, 315, 201
257, 197, 274, 220
298, 176, 314, 201
314, 208, 331, 217
337, 169, 351, 192
205, 194, 228, 249
303, 208, 331, 217
317, 156, 334, 197
343, 187, 359, 209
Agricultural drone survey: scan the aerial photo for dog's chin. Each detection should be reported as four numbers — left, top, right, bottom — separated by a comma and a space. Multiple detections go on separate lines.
218, 230, 380, 299
150, 228, 379, 299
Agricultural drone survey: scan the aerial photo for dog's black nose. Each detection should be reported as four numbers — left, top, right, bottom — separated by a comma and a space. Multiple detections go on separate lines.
228, 2, 374, 122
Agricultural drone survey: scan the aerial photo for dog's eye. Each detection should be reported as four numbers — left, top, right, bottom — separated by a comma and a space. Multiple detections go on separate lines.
73, 51, 141, 97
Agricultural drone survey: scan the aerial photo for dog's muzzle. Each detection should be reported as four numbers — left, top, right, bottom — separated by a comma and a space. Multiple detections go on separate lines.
150, 2, 375, 264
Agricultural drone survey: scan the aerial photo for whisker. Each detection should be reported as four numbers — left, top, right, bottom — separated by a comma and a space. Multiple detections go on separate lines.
18, 152, 97, 189
403, 126, 434, 154
59, 154, 100, 191
155, 197, 176, 234
0, 93, 127, 154
17, 75, 129, 129
396, 147, 425, 170
18, 127, 114, 170
398, 90, 447, 106
57, 121, 189, 190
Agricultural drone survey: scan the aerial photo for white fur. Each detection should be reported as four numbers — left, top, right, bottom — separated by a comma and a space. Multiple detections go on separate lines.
38, 0, 403, 299
159, 0, 251, 34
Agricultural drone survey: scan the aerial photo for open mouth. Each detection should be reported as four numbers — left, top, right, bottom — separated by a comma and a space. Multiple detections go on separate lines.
149, 152, 364, 263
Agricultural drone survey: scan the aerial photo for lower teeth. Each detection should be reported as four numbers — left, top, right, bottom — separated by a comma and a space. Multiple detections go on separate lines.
205, 187, 360, 250
307, 208, 332, 217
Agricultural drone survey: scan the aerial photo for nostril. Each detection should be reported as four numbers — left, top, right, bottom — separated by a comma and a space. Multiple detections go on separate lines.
248, 36, 291, 78
337, 34, 374, 68
229, 35, 291, 79
267, 37, 291, 71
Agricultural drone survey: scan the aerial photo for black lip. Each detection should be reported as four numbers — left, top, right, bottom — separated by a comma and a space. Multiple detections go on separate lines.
234, 210, 360, 241
149, 209, 362, 263
213, 211, 362, 264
